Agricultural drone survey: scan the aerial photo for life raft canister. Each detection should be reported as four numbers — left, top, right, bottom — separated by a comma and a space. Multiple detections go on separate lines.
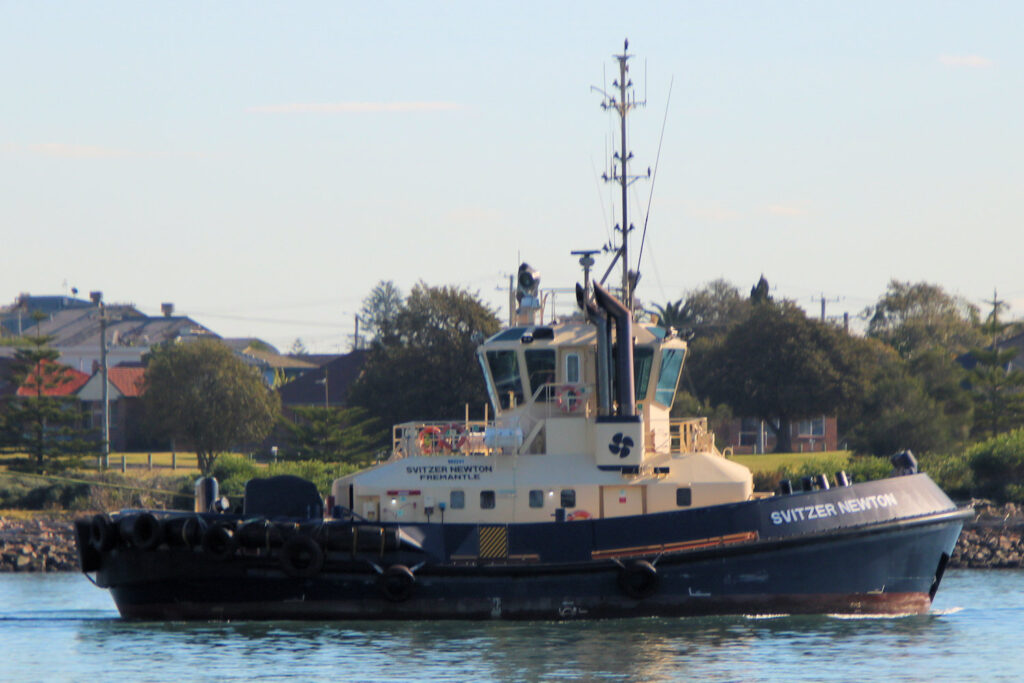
379, 564, 416, 602
280, 534, 324, 578
556, 385, 584, 413
618, 559, 659, 599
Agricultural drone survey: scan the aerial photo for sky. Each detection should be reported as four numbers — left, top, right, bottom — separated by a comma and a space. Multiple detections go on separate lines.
2, 1, 1022, 352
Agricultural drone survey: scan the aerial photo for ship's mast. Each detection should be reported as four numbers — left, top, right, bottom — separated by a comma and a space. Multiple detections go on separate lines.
595, 39, 646, 310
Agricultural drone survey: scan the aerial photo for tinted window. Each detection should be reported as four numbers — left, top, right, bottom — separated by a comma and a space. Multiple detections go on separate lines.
525, 349, 556, 400
450, 490, 465, 509
529, 490, 544, 508
634, 347, 654, 402
565, 353, 580, 383
676, 488, 692, 507
655, 348, 685, 407
560, 489, 576, 508
485, 350, 524, 410
480, 490, 496, 509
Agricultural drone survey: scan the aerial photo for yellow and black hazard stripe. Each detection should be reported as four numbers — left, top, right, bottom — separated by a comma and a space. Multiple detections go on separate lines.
478, 525, 509, 559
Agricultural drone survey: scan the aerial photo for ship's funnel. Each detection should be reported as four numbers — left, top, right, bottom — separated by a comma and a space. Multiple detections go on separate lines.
577, 283, 612, 415
592, 283, 636, 417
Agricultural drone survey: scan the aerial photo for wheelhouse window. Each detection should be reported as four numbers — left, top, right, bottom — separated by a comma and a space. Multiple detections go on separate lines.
634, 347, 654, 402
480, 490, 496, 509
655, 348, 685, 407
528, 490, 544, 508
560, 489, 576, 508
525, 349, 556, 401
565, 352, 581, 384
485, 350, 524, 410
450, 490, 465, 509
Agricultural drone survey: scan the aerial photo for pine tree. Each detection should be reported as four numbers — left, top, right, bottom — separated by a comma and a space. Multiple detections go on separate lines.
1, 327, 96, 472
968, 290, 1024, 438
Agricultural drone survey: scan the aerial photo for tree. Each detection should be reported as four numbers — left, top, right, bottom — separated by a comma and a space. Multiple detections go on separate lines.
650, 280, 750, 340
360, 280, 404, 346
289, 338, 309, 356
693, 301, 863, 452
1, 330, 96, 472
967, 347, 1024, 438
838, 338, 956, 455
348, 283, 501, 428
142, 339, 281, 474
965, 290, 1024, 438
281, 406, 386, 465
865, 280, 983, 359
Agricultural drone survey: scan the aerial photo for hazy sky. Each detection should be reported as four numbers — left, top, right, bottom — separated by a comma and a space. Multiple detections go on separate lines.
2, 2, 1021, 351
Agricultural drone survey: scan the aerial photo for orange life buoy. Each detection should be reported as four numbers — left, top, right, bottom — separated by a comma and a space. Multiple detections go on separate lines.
441, 423, 468, 451
556, 385, 584, 413
418, 426, 443, 454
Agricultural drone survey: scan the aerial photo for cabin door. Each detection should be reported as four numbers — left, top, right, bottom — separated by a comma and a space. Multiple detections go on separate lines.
600, 485, 644, 518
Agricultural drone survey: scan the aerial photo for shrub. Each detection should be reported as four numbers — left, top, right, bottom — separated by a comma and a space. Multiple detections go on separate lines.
966, 429, 1024, 504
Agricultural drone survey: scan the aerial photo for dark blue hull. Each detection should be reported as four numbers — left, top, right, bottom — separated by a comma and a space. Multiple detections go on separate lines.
77, 474, 969, 620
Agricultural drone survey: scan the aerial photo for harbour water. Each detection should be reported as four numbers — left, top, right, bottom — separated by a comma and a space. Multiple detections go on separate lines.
2, 570, 1022, 682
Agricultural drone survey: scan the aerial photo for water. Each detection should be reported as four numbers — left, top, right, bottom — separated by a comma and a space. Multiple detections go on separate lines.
1, 571, 1021, 682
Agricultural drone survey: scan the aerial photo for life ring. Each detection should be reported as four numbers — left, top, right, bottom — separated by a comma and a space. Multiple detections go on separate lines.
119, 512, 163, 550
618, 559, 659, 599
441, 423, 468, 451
556, 386, 584, 413
418, 426, 444, 454
280, 534, 324, 578
89, 514, 116, 552
200, 523, 237, 561
379, 564, 416, 602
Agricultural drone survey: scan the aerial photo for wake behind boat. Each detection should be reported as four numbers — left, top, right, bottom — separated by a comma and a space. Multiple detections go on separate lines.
75, 42, 969, 620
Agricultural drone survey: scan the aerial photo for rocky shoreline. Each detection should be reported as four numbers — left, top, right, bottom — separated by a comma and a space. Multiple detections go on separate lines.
3, 503, 1024, 573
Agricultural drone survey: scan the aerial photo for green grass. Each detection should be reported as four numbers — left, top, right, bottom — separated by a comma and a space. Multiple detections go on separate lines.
730, 450, 852, 474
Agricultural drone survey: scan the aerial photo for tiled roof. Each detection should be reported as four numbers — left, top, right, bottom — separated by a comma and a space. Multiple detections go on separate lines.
244, 348, 317, 370
109, 366, 146, 397
15, 361, 91, 397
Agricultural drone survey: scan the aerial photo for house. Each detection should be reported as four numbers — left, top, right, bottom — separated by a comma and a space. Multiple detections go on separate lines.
958, 330, 1024, 373
277, 350, 367, 408
15, 360, 91, 397
77, 363, 150, 451
12, 298, 217, 373
0, 293, 96, 337
221, 339, 318, 386
719, 416, 839, 454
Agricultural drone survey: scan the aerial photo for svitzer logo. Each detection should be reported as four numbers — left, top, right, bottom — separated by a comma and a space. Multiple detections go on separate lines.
608, 433, 634, 458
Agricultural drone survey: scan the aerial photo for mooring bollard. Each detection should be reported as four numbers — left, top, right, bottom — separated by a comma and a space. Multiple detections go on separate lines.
121, 454, 127, 473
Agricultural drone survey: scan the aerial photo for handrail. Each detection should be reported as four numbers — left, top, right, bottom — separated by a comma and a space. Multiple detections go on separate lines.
669, 417, 719, 456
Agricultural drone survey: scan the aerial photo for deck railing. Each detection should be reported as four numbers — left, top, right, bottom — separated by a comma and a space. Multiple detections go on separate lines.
669, 417, 719, 455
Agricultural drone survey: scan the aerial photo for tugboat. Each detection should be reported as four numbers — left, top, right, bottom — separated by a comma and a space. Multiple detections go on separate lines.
75, 42, 970, 620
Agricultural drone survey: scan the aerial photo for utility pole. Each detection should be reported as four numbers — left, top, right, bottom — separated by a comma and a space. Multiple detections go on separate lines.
90, 291, 110, 468
982, 288, 1006, 347
814, 293, 841, 322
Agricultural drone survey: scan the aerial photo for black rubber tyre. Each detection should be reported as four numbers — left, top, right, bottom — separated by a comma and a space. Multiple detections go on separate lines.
280, 534, 324, 578
618, 560, 659, 599
200, 523, 237, 561
127, 512, 163, 550
89, 514, 116, 552
379, 564, 416, 602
